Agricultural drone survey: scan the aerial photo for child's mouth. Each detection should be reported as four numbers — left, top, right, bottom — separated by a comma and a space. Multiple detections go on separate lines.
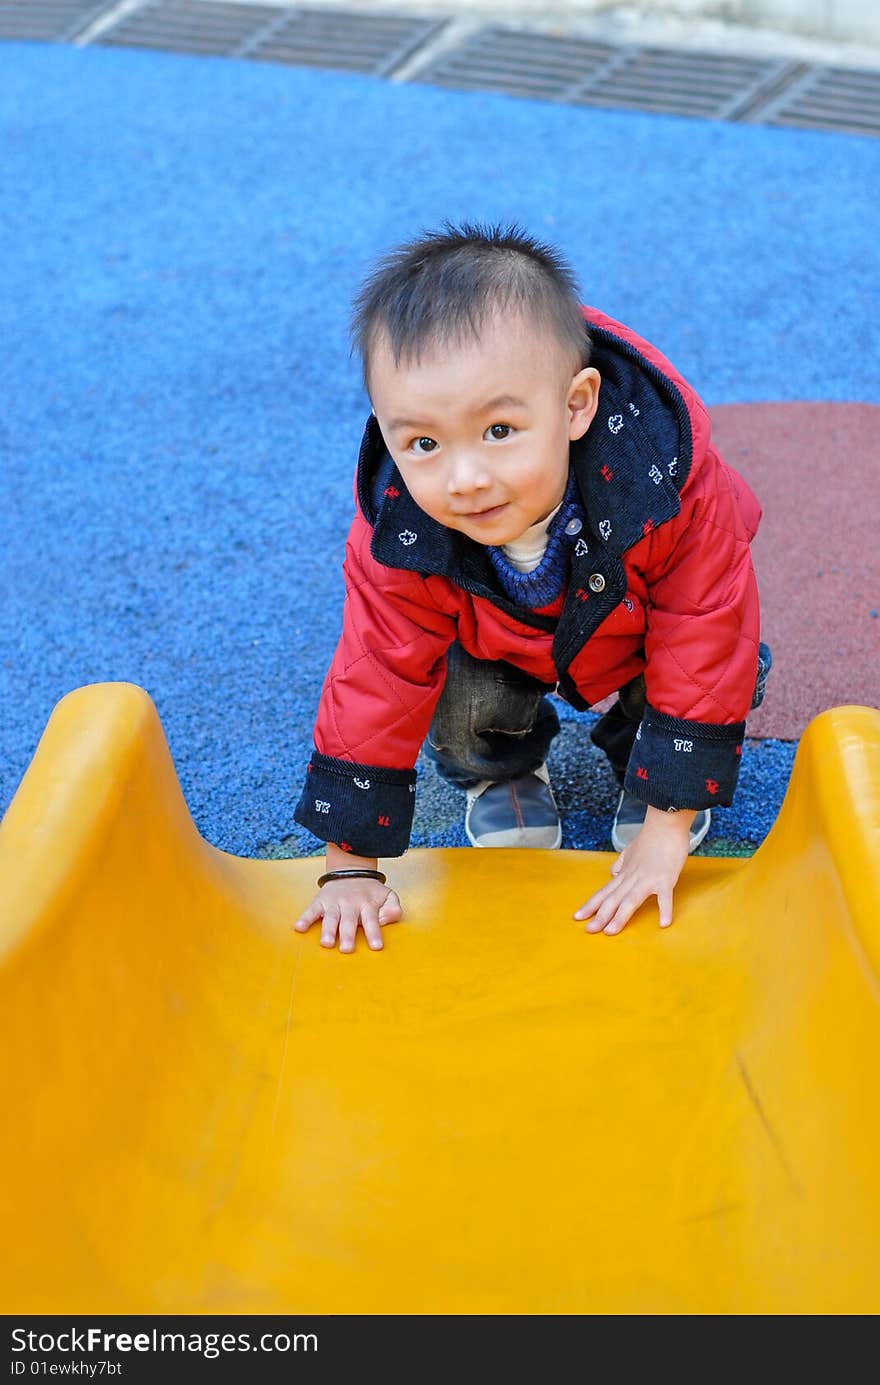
462, 503, 509, 522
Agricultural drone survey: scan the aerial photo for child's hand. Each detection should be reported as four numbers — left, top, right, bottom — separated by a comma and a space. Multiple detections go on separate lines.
574, 806, 693, 935
293, 878, 403, 953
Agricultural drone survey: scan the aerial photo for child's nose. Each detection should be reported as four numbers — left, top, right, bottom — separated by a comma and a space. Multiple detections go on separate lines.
447, 451, 490, 495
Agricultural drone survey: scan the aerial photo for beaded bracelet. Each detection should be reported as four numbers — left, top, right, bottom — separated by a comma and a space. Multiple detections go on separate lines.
317, 868, 387, 888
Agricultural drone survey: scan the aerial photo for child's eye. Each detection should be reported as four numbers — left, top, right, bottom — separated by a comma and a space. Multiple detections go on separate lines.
410, 437, 438, 454
486, 423, 512, 440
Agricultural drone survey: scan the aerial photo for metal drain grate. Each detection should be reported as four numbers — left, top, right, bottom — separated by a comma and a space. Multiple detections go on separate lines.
413, 27, 803, 121
95, 2, 444, 74
572, 46, 802, 122
96, 1, 283, 57
414, 27, 616, 102
248, 9, 447, 78
754, 64, 880, 137
0, 0, 113, 42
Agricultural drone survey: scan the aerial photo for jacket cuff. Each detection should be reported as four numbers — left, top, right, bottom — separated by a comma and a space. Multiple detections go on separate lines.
293, 752, 416, 857
624, 705, 745, 810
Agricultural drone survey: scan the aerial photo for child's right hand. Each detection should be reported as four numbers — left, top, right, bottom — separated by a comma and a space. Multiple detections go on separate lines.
292, 878, 403, 953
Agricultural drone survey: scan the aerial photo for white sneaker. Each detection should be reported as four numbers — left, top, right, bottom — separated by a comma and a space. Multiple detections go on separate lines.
611, 790, 712, 853
465, 763, 562, 849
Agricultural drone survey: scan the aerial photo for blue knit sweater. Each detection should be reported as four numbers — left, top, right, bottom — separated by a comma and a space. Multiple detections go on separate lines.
486, 467, 586, 608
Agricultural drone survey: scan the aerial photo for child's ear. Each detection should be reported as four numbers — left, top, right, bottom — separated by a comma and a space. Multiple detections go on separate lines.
568, 367, 601, 440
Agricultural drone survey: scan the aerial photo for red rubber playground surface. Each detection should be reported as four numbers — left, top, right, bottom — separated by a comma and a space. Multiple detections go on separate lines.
711, 402, 880, 738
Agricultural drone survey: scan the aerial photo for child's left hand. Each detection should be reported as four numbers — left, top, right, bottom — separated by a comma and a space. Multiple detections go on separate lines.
574, 806, 694, 935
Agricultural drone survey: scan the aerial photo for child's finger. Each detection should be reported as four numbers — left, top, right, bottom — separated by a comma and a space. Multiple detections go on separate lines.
320, 903, 341, 949
586, 903, 617, 932
602, 894, 640, 935
293, 899, 323, 932
378, 890, 403, 924
337, 904, 360, 954
658, 888, 674, 929
360, 903, 384, 952
588, 880, 639, 933
574, 878, 617, 920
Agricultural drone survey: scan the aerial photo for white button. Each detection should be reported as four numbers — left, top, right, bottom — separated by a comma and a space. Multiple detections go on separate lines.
588, 572, 606, 592
565, 517, 582, 536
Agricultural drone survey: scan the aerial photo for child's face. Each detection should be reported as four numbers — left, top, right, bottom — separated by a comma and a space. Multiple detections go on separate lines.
368, 313, 600, 546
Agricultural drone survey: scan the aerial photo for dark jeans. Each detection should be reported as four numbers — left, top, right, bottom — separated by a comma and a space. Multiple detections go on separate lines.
424, 641, 644, 790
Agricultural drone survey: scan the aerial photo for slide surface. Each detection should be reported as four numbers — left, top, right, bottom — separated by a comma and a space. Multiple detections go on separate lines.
1, 683, 879, 1314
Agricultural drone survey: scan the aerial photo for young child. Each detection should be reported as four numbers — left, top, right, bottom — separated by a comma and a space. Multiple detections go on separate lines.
293, 222, 768, 951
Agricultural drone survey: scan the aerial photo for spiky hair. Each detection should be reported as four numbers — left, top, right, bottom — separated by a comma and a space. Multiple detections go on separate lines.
350, 219, 591, 391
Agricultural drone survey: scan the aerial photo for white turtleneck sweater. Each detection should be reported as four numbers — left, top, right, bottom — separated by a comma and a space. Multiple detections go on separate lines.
500, 498, 564, 574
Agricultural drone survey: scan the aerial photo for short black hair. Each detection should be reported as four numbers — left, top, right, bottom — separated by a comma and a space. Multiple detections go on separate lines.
350, 219, 591, 393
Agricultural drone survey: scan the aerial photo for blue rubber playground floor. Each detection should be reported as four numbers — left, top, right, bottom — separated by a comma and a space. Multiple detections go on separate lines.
2, 39, 879, 858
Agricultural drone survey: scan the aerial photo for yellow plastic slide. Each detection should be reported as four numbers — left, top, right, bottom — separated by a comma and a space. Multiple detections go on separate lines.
1, 683, 879, 1314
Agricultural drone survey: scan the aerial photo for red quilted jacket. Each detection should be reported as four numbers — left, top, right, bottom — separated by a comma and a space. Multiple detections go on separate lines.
294, 306, 762, 858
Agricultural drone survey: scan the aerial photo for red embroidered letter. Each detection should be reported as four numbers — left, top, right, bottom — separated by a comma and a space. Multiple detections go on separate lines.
600, 464, 613, 482
705, 779, 719, 795
339, 841, 353, 852
384, 486, 400, 498
377, 815, 390, 827
636, 766, 648, 781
